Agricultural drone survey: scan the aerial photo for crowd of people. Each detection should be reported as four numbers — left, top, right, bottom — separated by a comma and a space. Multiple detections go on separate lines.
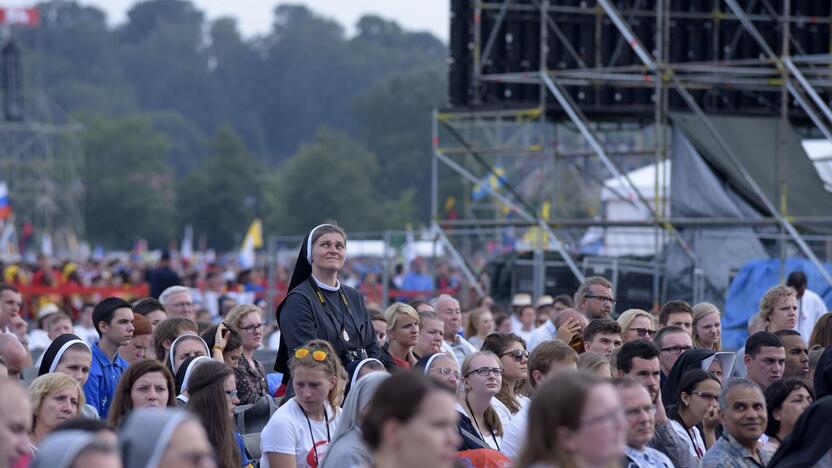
1, 222, 832, 468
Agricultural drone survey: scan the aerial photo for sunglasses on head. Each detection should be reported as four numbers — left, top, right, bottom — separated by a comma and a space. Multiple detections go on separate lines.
294, 347, 328, 362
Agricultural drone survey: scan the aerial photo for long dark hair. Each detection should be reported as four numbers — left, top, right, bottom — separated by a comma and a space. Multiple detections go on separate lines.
667, 369, 719, 427
108, 359, 175, 428
481, 332, 529, 414
764, 377, 814, 438
187, 360, 241, 468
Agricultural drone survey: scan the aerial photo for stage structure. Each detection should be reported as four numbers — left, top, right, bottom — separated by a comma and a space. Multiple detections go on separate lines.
0, 8, 84, 257
433, 0, 832, 309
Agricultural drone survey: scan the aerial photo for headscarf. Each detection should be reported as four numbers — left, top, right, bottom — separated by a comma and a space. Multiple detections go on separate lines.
119, 409, 192, 468
174, 355, 211, 396
38, 334, 90, 376
31, 430, 98, 468
347, 357, 385, 390
661, 348, 716, 406
275, 223, 340, 375
321, 372, 389, 468
702, 351, 736, 379
167, 334, 210, 374
813, 346, 832, 399
766, 396, 832, 467
416, 353, 449, 375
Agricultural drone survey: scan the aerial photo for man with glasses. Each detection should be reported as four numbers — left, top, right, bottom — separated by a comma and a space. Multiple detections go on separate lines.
615, 377, 674, 468
574, 276, 615, 320
160, 285, 196, 323
655, 326, 693, 386
617, 340, 695, 468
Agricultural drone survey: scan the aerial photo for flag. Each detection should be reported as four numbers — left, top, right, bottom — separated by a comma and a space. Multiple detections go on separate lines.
239, 218, 263, 268
471, 167, 506, 201
0, 182, 11, 220
180, 225, 194, 260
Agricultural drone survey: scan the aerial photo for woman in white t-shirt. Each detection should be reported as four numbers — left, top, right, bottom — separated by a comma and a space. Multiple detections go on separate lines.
261, 339, 344, 468
480, 332, 530, 427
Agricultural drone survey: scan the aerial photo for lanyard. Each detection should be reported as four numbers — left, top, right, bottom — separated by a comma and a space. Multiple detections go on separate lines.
307, 277, 363, 343
465, 398, 500, 451
300, 403, 330, 467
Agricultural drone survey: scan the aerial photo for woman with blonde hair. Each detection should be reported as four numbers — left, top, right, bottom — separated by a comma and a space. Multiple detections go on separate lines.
692, 302, 722, 351
260, 339, 344, 468
28, 373, 85, 445
759, 284, 798, 332
225, 303, 269, 404
515, 371, 626, 468
465, 307, 495, 349
617, 309, 656, 343
379, 302, 419, 370
578, 351, 612, 378
809, 312, 832, 348
457, 351, 504, 451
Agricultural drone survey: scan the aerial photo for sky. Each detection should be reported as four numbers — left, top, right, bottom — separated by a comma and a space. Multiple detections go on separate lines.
10, 0, 450, 42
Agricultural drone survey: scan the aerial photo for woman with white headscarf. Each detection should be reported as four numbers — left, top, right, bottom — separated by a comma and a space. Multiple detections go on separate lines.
319, 372, 389, 468
32, 430, 120, 468
119, 408, 216, 468
274, 223, 382, 393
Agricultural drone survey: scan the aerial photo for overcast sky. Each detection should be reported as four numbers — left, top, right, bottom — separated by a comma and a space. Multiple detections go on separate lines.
9, 0, 450, 42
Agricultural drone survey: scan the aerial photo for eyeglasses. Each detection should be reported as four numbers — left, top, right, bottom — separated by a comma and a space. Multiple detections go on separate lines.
465, 367, 503, 378
240, 323, 265, 333
660, 345, 693, 354
224, 389, 238, 399
431, 367, 461, 379
501, 349, 529, 361
295, 347, 328, 362
582, 408, 626, 427
691, 391, 719, 402
585, 295, 616, 304
630, 327, 656, 338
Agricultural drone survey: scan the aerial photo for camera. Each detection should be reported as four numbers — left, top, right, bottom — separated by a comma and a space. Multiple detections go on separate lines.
345, 348, 368, 363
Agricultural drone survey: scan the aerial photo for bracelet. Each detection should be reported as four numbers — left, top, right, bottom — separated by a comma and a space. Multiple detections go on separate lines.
213, 346, 224, 351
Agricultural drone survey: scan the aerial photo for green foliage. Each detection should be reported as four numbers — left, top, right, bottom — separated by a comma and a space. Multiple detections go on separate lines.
266, 128, 414, 235
177, 127, 265, 250
81, 115, 175, 248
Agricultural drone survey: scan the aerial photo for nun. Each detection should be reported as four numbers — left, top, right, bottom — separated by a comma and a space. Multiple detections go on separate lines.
38, 334, 100, 419
173, 356, 211, 407
274, 223, 382, 392
167, 334, 210, 375
32, 430, 121, 468
319, 371, 389, 468
661, 348, 736, 405
119, 409, 215, 468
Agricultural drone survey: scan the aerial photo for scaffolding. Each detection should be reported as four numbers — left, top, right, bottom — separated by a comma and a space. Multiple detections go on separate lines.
433, 0, 832, 308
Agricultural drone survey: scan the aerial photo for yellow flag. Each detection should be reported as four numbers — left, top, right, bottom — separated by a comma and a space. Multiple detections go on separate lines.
245, 219, 263, 249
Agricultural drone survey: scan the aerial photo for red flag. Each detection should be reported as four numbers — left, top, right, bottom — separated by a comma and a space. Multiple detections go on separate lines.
0, 7, 40, 26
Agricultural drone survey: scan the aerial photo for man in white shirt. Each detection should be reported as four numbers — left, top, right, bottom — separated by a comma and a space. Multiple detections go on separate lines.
615, 377, 674, 468
787, 271, 828, 342
502, 340, 578, 458
434, 294, 476, 365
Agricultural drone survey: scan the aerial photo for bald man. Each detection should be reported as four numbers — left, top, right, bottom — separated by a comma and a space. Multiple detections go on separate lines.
0, 335, 28, 381
0, 378, 32, 468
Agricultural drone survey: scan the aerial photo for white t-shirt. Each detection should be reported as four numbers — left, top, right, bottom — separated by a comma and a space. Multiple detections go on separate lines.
260, 398, 340, 468
492, 394, 530, 429
798, 289, 827, 342
668, 419, 706, 461
501, 403, 528, 459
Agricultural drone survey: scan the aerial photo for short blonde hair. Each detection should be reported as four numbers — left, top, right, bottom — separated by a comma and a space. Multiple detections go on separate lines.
384, 302, 420, 331
464, 307, 492, 338
29, 373, 84, 424
617, 309, 654, 333
692, 302, 721, 351
758, 285, 796, 325
225, 304, 263, 331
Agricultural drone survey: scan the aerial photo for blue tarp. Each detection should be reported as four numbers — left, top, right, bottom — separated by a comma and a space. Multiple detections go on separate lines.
723, 258, 832, 350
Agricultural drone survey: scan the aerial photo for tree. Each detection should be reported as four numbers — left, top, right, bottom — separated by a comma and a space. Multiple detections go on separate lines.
177, 127, 265, 250
81, 114, 175, 248
265, 128, 413, 235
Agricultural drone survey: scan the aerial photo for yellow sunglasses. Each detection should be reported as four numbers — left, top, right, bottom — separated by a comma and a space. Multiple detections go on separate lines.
294, 348, 328, 362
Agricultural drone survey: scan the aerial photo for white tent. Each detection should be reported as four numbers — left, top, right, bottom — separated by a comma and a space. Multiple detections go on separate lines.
601, 160, 670, 256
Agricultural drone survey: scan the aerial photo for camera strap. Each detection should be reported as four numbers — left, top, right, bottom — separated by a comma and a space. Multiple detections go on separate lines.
307, 277, 363, 344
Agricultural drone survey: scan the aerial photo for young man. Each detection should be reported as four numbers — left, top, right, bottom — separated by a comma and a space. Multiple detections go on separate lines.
654, 325, 693, 385
583, 318, 623, 360
617, 340, 694, 468
616, 377, 674, 468
501, 339, 579, 458
83, 297, 134, 419
786, 271, 826, 342
659, 300, 694, 337
701, 379, 769, 467
46, 313, 74, 342
773, 329, 809, 379
574, 276, 615, 320
0, 284, 22, 334
743, 331, 785, 391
